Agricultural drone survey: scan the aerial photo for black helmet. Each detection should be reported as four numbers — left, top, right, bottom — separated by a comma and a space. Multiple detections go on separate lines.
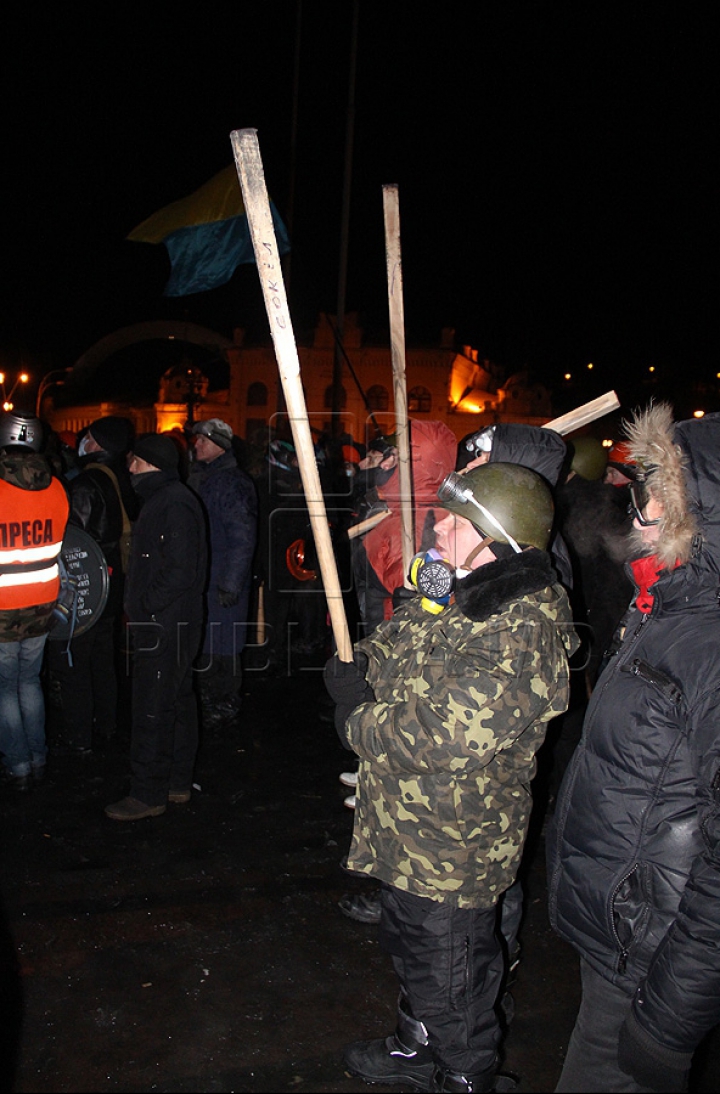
0, 411, 43, 452
437, 462, 554, 551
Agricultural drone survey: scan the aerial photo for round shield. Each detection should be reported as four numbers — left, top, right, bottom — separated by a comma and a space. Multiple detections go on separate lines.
48, 525, 110, 641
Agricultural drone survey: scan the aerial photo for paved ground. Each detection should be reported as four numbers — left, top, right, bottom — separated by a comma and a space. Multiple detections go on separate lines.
1, 662, 719, 1093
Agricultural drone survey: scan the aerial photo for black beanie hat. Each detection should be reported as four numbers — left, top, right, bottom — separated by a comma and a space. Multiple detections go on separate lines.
133, 433, 179, 472
88, 416, 134, 455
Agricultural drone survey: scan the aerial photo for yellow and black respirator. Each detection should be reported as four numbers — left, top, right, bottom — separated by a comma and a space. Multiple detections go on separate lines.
408, 549, 456, 614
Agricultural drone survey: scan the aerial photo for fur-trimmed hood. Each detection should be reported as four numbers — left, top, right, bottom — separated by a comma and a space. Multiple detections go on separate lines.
623, 402, 718, 571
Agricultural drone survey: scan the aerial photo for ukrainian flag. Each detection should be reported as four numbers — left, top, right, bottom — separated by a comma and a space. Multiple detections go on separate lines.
127, 166, 290, 297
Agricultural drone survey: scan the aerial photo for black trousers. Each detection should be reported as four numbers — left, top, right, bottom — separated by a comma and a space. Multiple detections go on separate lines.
47, 613, 119, 749
379, 885, 504, 1076
128, 623, 201, 806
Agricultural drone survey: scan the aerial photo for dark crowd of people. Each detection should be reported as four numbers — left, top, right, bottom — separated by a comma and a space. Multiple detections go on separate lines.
2, 400, 720, 1092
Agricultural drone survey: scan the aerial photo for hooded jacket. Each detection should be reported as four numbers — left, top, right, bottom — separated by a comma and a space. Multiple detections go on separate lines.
363, 420, 456, 603
345, 548, 577, 908
547, 406, 720, 1061
456, 424, 574, 588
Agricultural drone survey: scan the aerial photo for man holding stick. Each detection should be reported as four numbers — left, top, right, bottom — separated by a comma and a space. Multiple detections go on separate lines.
325, 462, 578, 1092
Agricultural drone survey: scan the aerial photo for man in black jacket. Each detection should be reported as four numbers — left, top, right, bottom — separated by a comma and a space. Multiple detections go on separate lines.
548, 403, 720, 1092
188, 418, 257, 729
105, 433, 207, 821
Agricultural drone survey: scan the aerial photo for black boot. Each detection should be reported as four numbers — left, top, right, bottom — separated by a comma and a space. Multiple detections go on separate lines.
431, 1066, 518, 1093
343, 995, 434, 1090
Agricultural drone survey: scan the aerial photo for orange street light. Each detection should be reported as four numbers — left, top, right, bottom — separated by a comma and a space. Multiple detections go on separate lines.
1, 369, 31, 409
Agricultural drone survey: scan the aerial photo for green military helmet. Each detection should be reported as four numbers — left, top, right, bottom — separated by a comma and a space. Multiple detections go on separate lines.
437, 462, 554, 551
569, 435, 607, 481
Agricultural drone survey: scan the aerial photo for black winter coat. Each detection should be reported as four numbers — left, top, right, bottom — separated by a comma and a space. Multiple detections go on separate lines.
547, 413, 720, 1057
188, 451, 257, 657
124, 470, 207, 633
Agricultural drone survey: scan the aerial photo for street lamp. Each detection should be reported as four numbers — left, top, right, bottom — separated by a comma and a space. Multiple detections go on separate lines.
1, 370, 30, 411
36, 368, 72, 416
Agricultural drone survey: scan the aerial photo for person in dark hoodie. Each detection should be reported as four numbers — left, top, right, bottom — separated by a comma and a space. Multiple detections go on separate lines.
549, 436, 636, 806
105, 433, 207, 821
548, 403, 720, 1092
457, 422, 573, 588
326, 461, 578, 1093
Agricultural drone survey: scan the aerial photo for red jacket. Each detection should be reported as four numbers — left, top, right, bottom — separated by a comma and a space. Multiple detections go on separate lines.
363, 420, 456, 608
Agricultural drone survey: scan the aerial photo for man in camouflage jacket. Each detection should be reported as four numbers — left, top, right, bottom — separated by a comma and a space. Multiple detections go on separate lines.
325, 462, 578, 1093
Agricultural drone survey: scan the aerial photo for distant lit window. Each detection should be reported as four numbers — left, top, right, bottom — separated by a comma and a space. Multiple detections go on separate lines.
408, 386, 431, 413
367, 385, 389, 411
324, 384, 347, 409
247, 382, 268, 407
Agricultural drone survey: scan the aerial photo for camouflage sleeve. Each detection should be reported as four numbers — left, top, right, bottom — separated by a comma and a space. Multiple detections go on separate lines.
346, 616, 565, 775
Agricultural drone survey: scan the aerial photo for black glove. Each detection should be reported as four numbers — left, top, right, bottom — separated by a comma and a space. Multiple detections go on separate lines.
392, 585, 418, 610
323, 653, 375, 749
217, 587, 240, 608
323, 651, 371, 705
618, 1009, 691, 1093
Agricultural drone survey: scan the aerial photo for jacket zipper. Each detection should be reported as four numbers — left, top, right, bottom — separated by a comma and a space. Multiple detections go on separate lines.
620, 658, 683, 705
548, 610, 651, 930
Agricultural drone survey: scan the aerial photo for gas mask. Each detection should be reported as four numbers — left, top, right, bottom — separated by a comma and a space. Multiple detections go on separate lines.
409, 538, 495, 614
409, 549, 455, 614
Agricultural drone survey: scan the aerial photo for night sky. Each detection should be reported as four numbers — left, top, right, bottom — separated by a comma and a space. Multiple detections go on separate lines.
2, 5, 716, 415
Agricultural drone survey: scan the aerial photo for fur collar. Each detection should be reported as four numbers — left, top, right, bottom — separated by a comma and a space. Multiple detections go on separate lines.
454, 548, 556, 622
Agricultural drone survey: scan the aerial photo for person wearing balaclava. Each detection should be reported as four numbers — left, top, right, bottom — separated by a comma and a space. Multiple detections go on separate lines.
47, 415, 137, 754
105, 433, 207, 821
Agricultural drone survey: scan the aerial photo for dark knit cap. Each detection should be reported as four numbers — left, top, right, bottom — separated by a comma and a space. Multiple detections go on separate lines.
88, 416, 134, 455
133, 433, 179, 471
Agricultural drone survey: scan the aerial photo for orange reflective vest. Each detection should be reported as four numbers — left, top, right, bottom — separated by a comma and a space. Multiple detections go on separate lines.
0, 477, 69, 610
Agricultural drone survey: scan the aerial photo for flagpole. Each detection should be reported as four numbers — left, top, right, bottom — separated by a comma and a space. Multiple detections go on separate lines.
331, 0, 360, 438
230, 127, 353, 663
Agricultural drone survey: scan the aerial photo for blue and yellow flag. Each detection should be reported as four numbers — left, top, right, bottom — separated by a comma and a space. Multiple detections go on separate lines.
127, 166, 291, 296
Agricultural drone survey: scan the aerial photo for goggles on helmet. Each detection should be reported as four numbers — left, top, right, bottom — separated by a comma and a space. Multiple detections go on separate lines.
628, 475, 661, 527
464, 426, 495, 456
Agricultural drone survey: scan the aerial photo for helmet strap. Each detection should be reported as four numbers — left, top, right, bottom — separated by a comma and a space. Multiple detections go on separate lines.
464, 496, 522, 553
461, 536, 495, 570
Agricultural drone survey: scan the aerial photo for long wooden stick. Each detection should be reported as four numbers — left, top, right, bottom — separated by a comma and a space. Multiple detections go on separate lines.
543, 390, 619, 435
382, 184, 414, 585
230, 128, 352, 662
346, 508, 392, 540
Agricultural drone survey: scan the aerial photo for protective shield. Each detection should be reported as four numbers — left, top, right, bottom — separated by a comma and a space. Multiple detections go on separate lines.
48, 525, 110, 641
